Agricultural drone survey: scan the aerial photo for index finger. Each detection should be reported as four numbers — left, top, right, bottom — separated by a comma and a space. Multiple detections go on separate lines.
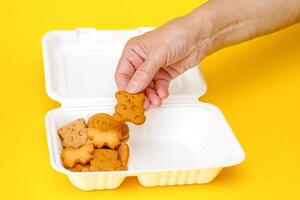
115, 56, 135, 90
115, 46, 145, 90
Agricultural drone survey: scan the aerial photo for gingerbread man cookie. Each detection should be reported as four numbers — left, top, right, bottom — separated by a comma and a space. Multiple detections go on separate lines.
113, 91, 146, 125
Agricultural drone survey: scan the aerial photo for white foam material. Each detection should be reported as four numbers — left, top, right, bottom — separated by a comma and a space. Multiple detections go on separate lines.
42, 28, 245, 190
42, 28, 206, 106
46, 103, 245, 174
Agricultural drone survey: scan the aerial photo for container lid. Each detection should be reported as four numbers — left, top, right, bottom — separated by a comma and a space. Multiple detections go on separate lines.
42, 28, 207, 107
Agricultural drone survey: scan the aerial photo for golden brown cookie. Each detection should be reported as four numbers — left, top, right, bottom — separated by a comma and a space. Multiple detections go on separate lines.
57, 118, 88, 148
62, 128, 88, 148
89, 149, 123, 171
93, 148, 119, 160
113, 91, 146, 125
117, 143, 129, 170
88, 113, 119, 130
88, 113, 129, 140
119, 122, 129, 142
87, 128, 121, 149
61, 144, 94, 168
69, 164, 90, 172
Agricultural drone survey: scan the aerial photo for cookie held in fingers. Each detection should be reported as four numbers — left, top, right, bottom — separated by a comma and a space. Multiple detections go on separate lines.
87, 128, 121, 149
113, 91, 146, 125
61, 143, 94, 168
88, 113, 130, 141
57, 118, 88, 148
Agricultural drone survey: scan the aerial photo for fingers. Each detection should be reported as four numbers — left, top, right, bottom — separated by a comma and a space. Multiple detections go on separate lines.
116, 50, 193, 110
115, 43, 144, 90
115, 59, 134, 90
115, 39, 163, 110
145, 88, 162, 107
126, 55, 161, 94
153, 68, 172, 99
155, 80, 169, 99
141, 68, 172, 109
143, 97, 150, 111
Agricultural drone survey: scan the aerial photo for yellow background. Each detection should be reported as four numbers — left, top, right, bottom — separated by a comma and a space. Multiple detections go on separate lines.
0, 0, 299, 199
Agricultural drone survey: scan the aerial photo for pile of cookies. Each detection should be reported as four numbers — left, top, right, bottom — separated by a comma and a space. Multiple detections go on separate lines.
57, 91, 146, 172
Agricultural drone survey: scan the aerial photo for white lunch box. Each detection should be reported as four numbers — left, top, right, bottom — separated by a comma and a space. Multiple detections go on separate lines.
42, 28, 245, 190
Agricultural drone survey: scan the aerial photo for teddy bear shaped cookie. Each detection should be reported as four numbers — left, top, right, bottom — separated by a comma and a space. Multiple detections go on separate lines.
85, 128, 121, 149
61, 143, 94, 168
68, 143, 130, 172
113, 91, 146, 125
57, 117, 130, 172
89, 143, 130, 171
88, 113, 129, 141
57, 118, 88, 148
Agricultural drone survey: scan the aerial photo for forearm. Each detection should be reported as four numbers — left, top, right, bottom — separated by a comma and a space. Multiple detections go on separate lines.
186, 0, 300, 57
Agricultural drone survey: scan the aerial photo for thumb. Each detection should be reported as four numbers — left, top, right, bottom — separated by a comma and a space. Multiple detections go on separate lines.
126, 57, 161, 93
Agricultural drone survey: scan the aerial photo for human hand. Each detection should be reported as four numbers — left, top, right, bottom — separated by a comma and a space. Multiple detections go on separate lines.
115, 16, 209, 110
115, 0, 300, 111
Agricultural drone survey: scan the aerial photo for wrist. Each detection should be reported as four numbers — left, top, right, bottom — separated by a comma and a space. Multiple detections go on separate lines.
183, 5, 216, 59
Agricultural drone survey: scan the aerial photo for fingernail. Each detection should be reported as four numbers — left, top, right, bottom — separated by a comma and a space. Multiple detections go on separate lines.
126, 81, 140, 93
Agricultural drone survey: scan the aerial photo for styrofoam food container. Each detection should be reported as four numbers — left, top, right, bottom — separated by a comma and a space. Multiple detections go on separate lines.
42, 28, 245, 190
